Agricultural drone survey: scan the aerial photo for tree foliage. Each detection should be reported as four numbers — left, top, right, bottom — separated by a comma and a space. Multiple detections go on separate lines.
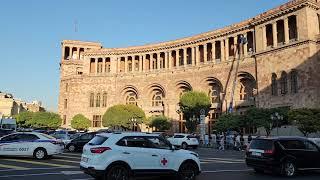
14, 111, 34, 127
179, 91, 211, 133
288, 108, 320, 136
149, 116, 171, 131
29, 112, 62, 129
102, 104, 146, 129
214, 114, 245, 133
71, 114, 91, 130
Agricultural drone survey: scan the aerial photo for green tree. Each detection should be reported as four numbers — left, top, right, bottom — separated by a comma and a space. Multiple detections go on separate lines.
179, 91, 211, 133
71, 114, 91, 130
29, 112, 62, 129
245, 108, 273, 136
214, 114, 245, 133
13, 111, 34, 127
102, 104, 146, 129
288, 108, 320, 136
149, 116, 171, 131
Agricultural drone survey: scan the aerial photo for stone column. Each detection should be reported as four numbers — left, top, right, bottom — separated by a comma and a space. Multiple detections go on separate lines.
191, 46, 195, 66
77, 48, 80, 60
69, 47, 72, 60
150, 54, 153, 70
183, 48, 187, 67
272, 22, 278, 47
143, 54, 147, 72
132, 56, 136, 72
284, 17, 290, 44
196, 46, 200, 65
168, 51, 171, 69
243, 36, 248, 57
117, 57, 121, 73
103, 57, 106, 73
124, 56, 128, 73
95, 58, 98, 75
157, 53, 161, 70
212, 41, 216, 62
262, 26, 267, 50
203, 44, 207, 63
225, 38, 229, 61
165, 52, 168, 69
139, 55, 143, 72
62, 46, 65, 60
220, 40, 225, 62
234, 36, 238, 56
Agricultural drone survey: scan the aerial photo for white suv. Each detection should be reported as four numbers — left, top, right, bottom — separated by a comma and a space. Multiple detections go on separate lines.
80, 132, 201, 180
167, 133, 199, 149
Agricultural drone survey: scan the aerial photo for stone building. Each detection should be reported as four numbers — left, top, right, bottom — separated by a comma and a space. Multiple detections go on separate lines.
0, 92, 45, 117
58, 0, 320, 132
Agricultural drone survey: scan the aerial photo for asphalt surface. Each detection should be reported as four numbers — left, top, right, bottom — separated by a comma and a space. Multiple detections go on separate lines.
0, 148, 319, 180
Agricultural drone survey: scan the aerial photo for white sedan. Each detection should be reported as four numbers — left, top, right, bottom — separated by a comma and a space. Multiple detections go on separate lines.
0, 132, 64, 159
167, 133, 199, 149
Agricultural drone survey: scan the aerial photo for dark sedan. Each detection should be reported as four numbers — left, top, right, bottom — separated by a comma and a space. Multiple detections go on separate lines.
246, 136, 320, 177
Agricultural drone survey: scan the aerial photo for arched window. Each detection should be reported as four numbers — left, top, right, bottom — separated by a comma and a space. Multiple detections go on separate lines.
271, 73, 278, 96
126, 92, 137, 105
96, 93, 101, 107
152, 91, 163, 107
280, 71, 288, 95
89, 93, 94, 107
102, 92, 107, 107
290, 70, 298, 93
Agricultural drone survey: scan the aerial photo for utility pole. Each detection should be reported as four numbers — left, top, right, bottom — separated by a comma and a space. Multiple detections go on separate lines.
228, 35, 247, 113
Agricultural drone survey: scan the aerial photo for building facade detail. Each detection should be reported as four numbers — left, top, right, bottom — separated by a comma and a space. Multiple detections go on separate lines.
58, 0, 320, 132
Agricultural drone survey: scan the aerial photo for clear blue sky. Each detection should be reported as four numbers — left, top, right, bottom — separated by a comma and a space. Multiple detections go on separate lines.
0, 0, 288, 112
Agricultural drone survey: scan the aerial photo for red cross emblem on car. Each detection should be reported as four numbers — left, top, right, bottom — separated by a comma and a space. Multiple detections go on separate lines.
161, 158, 168, 166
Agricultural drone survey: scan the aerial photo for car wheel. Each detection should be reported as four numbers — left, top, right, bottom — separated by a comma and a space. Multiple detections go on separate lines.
254, 168, 264, 174
106, 164, 130, 180
181, 142, 188, 150
68, 144, 76, 152
33, 148, 47, 160
178, 161, 198, 180
282, 160, 296, 177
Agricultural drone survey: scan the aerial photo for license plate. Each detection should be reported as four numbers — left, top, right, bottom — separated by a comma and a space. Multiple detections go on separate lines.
252, 152, 261, 157
81, 157, 89, 163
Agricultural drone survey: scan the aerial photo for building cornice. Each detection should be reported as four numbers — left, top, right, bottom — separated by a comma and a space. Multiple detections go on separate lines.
81, 0, 318, 57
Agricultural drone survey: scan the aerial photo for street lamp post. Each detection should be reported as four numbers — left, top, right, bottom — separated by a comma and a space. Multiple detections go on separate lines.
130, 118, 137, 131
270, 112, 283, 136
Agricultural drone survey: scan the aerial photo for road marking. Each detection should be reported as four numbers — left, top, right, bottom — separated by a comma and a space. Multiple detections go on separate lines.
202, 157, 245, 162
202, 169, 252, 173
0, 163, 30, 170
61, 153, 82, 157
201, 159, 244, 164
55, 155, 81, 160
52, 158, 80, 164
2, 159, 75, 168
0, 167, 78, 172
61, 171, 83, 175
0, 172, 62, 178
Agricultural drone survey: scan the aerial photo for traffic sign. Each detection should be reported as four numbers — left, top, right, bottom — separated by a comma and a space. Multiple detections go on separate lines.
200, 109, 205, 115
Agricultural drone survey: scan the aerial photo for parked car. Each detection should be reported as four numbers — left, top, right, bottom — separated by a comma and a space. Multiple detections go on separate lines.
65, 132, 97, 152
0, 132, 64, 159
246, 136, 320, 177
80, 132, 201, 180
167, 133, 199, 149
0, 129, 14, 138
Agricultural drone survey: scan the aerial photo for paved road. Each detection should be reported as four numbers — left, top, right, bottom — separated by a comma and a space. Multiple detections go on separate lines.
0, 148, 319, 180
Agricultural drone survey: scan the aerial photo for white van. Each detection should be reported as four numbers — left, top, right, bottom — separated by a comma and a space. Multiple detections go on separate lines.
0, 118, 17, 130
